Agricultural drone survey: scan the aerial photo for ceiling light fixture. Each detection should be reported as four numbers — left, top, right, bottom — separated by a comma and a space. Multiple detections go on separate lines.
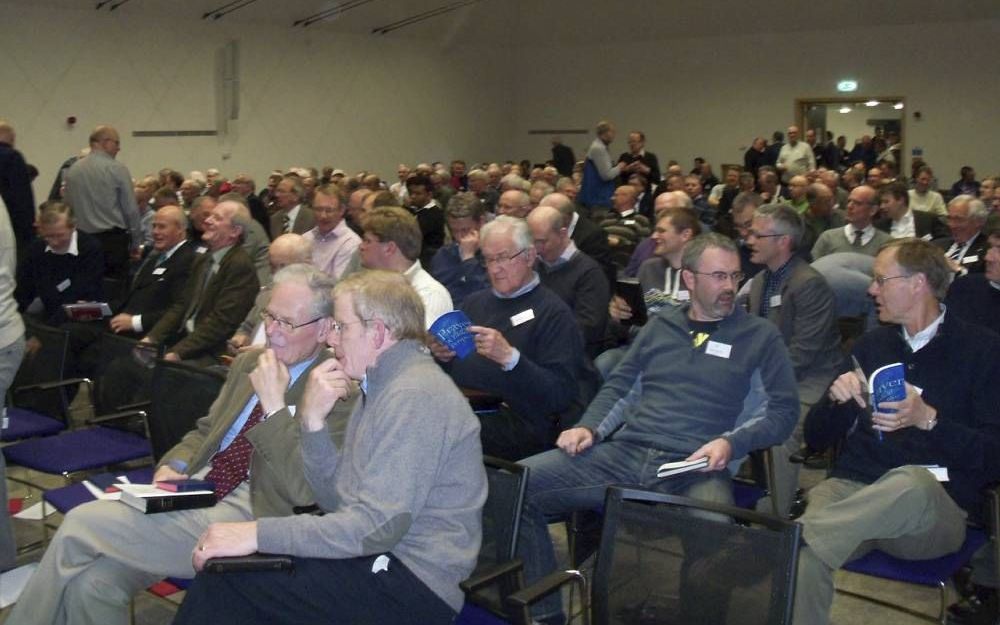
839, 106, 852, 114
893, 102, 904, 110
837, 80, 858, 92
865, 100, 880, 107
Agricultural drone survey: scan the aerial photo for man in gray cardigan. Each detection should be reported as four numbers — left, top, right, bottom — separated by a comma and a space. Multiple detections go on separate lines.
175, 270, 486, 625
746, 203, 842, 516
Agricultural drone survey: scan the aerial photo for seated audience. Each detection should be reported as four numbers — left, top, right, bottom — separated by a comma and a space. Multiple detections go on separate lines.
406, 174, 446, 268
601, 184, 650, 250
173, 270, 486, 625
623, 191, 693, 276
908, 165, 947, 216
800, 182, 846, 257
430, 216, 598, 461
950, 166, 981, 198
729, 191, 766, 283
5, 264, 351, 625
875, 180, 948, 241
934, 194, 989, 273
538, 192, 615, 285
794, 238, 1000, 625
302, 183, 361, 281
429, 192, 489, 308
360, 206, 452, 328
811, 185, 891, 260
268, 175, 315, 239
527, 205, 610, 357
15, 201, 104, 326
945, 224, 1000, 336
516, 233, 798, 623
496, 188, 532, 219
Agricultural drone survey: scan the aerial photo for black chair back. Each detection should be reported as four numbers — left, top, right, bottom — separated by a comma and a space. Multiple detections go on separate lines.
145, 360, 227, 462
92, 332, 162, 414
592, 487, 801, 625
12, 317, 72, 424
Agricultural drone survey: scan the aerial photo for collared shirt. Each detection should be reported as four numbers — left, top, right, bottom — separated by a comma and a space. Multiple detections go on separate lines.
903, 306, 946, 353
45, 230, 79, 256
490, 272, 540, 372
567, 211, 580, 237
760, 256, 794, 317
540, 241, 578, 269
890, 209, 916, 239
131, 239, 188, 333
842, 223, 877, 247
304, 220, 361, 281
946, 234, 979, 262
62, 150, 141, 244
285, 204, 302, 232
403, 260, 454, 329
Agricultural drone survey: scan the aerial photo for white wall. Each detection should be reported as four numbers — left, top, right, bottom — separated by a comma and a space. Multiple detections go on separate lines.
509, 19, 1000, 181
0, 2, 510, 199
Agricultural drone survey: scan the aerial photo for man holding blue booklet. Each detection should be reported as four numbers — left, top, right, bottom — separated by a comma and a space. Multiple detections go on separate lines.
794, 238, 1000, 625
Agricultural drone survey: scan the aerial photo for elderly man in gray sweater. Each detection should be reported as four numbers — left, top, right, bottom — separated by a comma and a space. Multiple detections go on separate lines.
175, 270, 487, 625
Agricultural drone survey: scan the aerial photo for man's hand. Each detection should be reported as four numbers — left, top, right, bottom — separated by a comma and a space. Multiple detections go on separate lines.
163, 352, 181, 363
298, 357, 353, 432
828, 370, 866, 407
108, 313, 133, 334
874, 382, 937, 432
608, 295, 633, 322
192, 522, 258, 572
428, 337, 456, 363
469, 325, 513, 366
227, 332, 250, 355
248, 349, 290, 414
556, 427, 594, 456
153, 465, 188, 482
24, 336, 42, 357
686, 438, 732, 471
457, 229, 480, 261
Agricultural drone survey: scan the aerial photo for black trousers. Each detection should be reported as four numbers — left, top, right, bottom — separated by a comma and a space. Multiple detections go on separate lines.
91, 227, 131, 282
173, 553, 457, 625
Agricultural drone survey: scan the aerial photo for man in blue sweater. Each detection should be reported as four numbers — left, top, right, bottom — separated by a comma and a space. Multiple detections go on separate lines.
795, 238, 1000, 625
517, 232, 799, 624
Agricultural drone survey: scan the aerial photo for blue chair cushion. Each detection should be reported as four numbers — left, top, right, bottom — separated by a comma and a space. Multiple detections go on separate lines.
0, 407, 66, 441
3, 427, 151, 474
456, 601, 510, 625
842, 528, 988, 586
732, 482, 766, 511
43, 467, 155, 514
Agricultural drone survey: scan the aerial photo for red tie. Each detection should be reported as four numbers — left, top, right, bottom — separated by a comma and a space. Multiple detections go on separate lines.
205, 401, 265, 501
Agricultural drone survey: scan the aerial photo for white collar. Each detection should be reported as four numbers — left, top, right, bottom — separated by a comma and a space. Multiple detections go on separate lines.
903, 305, 946, 353
46, 229, 79, 256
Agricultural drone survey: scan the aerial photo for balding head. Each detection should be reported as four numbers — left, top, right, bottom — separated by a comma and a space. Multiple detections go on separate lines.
654, 190, 693, 219
151, 205, 188, 252
527, 205, 570, 264
497, 189, 531, 218
0, 121, 14, 145
269, 233, 313, 272
89, 125, 121, 157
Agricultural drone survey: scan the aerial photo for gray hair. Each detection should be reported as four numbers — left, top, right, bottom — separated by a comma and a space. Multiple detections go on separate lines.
333, 270, 425, 342
445, 192, 484, 221
949, 194, 988, 222
681, 233, 738, 272
480, 215, 532, 251
272, 263, 336, 318
755, 203, 805, 251
731, 191, 763, 213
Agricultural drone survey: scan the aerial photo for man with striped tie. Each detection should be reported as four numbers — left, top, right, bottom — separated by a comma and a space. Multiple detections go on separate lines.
6, 264, 354, 625
933, 194, 989, 274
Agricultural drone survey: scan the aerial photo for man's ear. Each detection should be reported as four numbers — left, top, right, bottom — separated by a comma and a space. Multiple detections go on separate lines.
368, 318, 388, 349
681, 268, 695, 291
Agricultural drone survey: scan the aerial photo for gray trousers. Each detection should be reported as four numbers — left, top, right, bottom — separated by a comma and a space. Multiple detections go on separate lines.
1, 334, 26, 572
758, 401, 812, 518
5, 481, 253, 625
792, 465, 967, 625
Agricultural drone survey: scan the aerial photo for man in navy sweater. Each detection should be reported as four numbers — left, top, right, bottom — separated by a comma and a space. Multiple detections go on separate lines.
795, 238, 1000, 625
430, 216, 599, 462
516, 233, 799, 624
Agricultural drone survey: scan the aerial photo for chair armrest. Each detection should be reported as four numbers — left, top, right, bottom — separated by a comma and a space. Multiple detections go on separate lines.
116, 400, 152, 413
505, 569, 589, 625
203, 554, 294, 574
460, 559, 524, 595
14, 377, 93, 395
87, 409, 147, 426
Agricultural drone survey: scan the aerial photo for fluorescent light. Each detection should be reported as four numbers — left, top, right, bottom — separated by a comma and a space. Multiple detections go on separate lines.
893, 102, 904, 110
839, 106, 853, 114
837, 80, 858, 92
865, 100, 880, 107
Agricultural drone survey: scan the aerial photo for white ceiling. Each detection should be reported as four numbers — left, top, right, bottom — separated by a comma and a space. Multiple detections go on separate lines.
10, 0, 1000, 44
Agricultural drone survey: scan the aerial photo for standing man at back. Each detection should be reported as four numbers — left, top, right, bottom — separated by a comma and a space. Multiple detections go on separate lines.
63, 125, 141, 281
579, 121, 622, 214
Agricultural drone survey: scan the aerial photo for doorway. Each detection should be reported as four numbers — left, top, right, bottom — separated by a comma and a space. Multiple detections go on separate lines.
796, 97, 906, 176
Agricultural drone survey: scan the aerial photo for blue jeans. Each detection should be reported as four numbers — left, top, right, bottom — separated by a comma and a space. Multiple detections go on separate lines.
516, 439, 733, 619
1, 334, 26, 571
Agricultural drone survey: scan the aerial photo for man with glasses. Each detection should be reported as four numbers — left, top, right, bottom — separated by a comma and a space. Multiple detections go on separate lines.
7, 264, 353, 625
811, 185, 891, 260
302, 184, 360, 281
794, 238, 1000, 625
516, 233, 799, 624
745, 204, 842, 517
934, 194, 989, 274
430, 215, 599, 462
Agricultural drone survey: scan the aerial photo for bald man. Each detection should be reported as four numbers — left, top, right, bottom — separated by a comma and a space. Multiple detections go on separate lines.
0, 120, 35, 253
63, 125, 142, 280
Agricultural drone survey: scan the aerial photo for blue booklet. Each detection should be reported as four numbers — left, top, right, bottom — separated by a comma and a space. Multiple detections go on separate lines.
868, 362, 907, 426
429, 310, 475, 359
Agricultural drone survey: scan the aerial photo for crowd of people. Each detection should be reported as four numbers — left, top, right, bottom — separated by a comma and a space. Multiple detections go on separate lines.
1, 116, 1000, 624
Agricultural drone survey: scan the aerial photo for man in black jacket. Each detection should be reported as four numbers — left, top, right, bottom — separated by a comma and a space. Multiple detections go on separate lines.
0, 121, 35, 255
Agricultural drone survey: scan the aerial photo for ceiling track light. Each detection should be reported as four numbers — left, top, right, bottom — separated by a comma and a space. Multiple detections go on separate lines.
371, 0, 485, 35
96, 0, 133, 9
294, 0, 378, 28
202, 0, 259, 20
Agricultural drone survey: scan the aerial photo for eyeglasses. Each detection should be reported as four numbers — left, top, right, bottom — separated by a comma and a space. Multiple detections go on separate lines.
330, 319, 371, 334
483, 248, 526, 267
747, 230, 785, 239
872, 274, 911, 287
689, 270, 745, 284
260, 310, 324, 333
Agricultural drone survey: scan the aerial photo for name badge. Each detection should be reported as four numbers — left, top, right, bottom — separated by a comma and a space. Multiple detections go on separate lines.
56, 278, 71, 292
769, 294, 782, 308
675, 290, 690, 301
510, 309, 535, 327
962, 255, 979, 265
153, 267, 167, 275
920, 234, 933, 242
705, 341, 732, 359
623, 219, 636, 226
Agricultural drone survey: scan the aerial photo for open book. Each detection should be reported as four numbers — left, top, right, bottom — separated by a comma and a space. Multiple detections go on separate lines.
62, 302, 112, 321
657, 457, 709, 478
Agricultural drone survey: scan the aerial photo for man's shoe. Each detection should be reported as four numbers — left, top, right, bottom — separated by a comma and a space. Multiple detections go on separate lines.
947, 585, 998, 625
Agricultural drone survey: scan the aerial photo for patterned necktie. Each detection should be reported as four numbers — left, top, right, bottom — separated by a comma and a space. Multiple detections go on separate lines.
283, 213, 291, 233
852, 229, 864, 247
947, 244, 964, 262
205, 401, 265, 500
